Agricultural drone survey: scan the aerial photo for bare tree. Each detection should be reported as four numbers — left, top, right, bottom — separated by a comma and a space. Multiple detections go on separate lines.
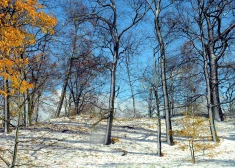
153, 50, 162, 156
88, 0, 148, 145
55, 0, 91, 117
176, 0, 235, 121
56, 58, 73, 117
146, 0, 174, 145
200, 0, 235, 121
125, 54, 137, 118
172, 0, 235, 141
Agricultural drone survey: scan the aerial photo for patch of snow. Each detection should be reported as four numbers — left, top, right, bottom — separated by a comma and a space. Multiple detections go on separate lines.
0, 115, 235, 168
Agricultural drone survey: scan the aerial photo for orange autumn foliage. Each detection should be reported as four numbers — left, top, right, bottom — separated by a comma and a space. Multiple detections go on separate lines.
0, 0, 57, 55
0, 0, 57, 96
0, 58, 33, 96
175, 112, 220, 164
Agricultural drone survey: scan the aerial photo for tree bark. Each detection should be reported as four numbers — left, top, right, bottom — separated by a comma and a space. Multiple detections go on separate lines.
4, 79, 10, 134
23, 92, 28, 127
75, 100, 80, 115
169, 87, 175, 116
96, 0, 147, 145
194, 0, 218, 142
27, 92, 35, 126
202, 1, 235, 122
10, 95, 21, 168
153, 53, 162, 156
148, 88, 153, 118
104, 60, 117, 145
55, 59, 72, 118
125, 57, 136, 117
154, 0, 174, 145
27, 89, 36, 126
34, 90, 42, 123
209, 58, 224, 121
204, 58, 218, 142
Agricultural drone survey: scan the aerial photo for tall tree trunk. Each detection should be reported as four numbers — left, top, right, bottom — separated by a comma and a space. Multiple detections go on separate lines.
197, 17, 218, 142
154, 88, 162, 156
35, 97, 40, 123
210, 58, 224, 121
27, 93, 35, 126
55, 59, 72, 117
68, 93, 72, 117
34, 90, 42, 123
10, 95, 21, 168
104, 58, 117, 145
148, 88, 153, 118
64, 93, 68, 117
125, 57, 136, 117
160, 54, 173, 145
153, 53, 162, 156
75, 100, 80, 115
4, 79, 10, 134
154, 0, 173, 145
169, 87, 175, 116
21, 53, 28, 127
23, 92, 28, 127
204, 58, 218, 142
203, 4, 228, 122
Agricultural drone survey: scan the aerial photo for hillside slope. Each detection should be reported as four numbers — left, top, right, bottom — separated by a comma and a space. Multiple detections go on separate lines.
0, 115, 235, 168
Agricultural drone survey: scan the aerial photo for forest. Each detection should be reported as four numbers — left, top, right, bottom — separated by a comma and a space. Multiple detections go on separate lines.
0, 0, 235, 167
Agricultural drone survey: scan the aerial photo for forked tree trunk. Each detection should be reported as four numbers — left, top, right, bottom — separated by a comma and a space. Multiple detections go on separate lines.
97, 0, 147, 145
198, 14, 218, 142
202, 2, 235, 122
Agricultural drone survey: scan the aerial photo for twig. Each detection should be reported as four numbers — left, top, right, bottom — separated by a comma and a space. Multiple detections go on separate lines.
0, 155, 10, 167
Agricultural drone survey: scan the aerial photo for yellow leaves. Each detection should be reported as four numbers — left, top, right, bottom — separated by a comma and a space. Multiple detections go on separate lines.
13, 0, 57, 31
0, 0, 57, 56
36, 11, 57, 34
0, 0, 57, 97
10, 75, 33, 94
0, 0, 11, 8
0, 27, 25, 54
176, 112, 210, 139
23, 33, 36, 45
15, 0, 36, 15
175, 112, 220, 163
0, 90, 7, 97
0, 58, 33, 96
111, 137, 121, 144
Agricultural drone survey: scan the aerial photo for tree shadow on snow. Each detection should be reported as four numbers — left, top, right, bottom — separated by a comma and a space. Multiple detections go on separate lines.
198, 158, 235, 167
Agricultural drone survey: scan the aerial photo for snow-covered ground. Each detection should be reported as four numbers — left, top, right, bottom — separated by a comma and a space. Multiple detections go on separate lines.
0, 115, 235, 168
